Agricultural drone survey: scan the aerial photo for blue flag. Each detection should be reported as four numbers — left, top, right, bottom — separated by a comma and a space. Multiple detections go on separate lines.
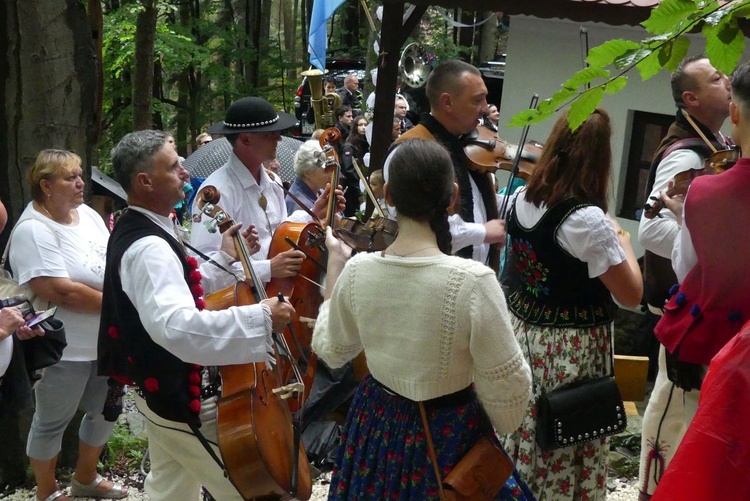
308, 0, 346, 71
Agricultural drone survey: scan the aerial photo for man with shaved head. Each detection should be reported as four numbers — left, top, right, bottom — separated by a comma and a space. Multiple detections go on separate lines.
386, 59, 507, 270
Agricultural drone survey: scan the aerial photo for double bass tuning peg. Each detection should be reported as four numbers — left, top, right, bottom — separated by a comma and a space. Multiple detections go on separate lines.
203, 217, 219, 234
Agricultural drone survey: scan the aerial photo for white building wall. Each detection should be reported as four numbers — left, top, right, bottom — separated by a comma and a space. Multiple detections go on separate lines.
496, 15, 717, 257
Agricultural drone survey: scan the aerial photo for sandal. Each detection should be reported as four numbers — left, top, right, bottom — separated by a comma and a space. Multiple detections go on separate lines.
38, 490, 68, 501
70, 474, 128, 499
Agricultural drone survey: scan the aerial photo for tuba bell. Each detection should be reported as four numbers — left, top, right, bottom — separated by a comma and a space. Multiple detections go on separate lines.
302, 69, 342, 131
399, 43, 435, 88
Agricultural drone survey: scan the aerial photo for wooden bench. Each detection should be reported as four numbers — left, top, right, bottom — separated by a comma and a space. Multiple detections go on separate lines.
614, 354, 650, 416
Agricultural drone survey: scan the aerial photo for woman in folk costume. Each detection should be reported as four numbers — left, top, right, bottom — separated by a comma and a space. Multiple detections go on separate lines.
313, 139, 535, 500
501, 109, 642, 500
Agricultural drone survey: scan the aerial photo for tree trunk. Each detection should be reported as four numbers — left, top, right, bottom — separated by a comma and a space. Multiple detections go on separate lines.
1, 0, 96, 221
0, 0, 96, 486
281, 0, 295, 54
133, 0, 157, 130
478, 12, 498, 64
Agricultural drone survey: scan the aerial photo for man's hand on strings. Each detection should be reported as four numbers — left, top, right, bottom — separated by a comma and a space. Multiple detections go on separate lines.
270, 249, 305, 278
311, 183, 346, 220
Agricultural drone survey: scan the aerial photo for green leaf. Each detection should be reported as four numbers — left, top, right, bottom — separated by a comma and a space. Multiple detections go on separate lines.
585, 39, 640, 68
614, 47, 653, 69
568, 87, 605, 131
636, 50, 664, 81
561, 66, 610, 91
508, 106, 556, 128
604, 76, 628, 94
642, 0, 698, 34
664, 37, 691, 71
704, 18, 745, 74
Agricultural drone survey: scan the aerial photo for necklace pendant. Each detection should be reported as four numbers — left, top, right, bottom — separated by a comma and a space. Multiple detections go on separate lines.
258, 193, 268, 211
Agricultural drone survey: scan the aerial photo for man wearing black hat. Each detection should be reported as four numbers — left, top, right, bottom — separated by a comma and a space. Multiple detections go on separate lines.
191, 97, 344, 283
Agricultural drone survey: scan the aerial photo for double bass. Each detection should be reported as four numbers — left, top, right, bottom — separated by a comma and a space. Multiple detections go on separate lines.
197, 186, 312, 500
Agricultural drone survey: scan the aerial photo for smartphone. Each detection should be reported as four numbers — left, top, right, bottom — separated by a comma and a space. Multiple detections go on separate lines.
25, 306, 57, 328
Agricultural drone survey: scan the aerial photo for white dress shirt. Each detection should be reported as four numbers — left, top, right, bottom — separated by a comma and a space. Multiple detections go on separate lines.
638, 149, 703, 258
121, 206, 273, 367
190, 152, 310, 283
671, 191, 698, 283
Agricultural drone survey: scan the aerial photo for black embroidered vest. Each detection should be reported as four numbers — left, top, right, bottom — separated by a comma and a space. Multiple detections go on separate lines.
505, 198, 617, 327
98, 210, 203, 427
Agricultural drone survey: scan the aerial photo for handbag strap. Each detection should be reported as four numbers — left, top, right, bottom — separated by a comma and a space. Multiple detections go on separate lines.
418, 402, 447, 501
2, 216, 61, 271
522, 323, 616, 394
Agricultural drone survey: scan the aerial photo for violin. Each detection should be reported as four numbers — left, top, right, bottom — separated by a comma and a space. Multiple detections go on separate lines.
462, 127, 538, 182
195, 186, 312, 500
643, 146, 741, 219
462, 126, 513, 174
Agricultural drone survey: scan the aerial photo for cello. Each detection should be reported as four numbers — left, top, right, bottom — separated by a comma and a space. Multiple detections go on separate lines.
264, 127, 343, 412
196, 186, 312, 501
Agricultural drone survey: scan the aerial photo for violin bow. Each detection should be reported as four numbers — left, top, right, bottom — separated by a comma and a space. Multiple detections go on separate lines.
499, 94, 539, 219
352, 159, 385, 218
681, 109, 718, 154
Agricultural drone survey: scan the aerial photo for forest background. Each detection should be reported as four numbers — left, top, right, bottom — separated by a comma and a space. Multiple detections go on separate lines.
1, 0, 508, 229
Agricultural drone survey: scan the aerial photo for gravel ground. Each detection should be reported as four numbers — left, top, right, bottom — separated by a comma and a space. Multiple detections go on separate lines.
1, 392, 641, 500
0, 472, 640, 500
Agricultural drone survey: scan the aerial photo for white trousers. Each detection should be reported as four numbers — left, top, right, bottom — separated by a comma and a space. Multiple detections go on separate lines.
638, 345, 700, 495
135, 394, 244, 501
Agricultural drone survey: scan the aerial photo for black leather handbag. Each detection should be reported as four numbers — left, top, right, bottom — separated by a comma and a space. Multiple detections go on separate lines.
525, 332, 627, 451
535, 375, 626, 450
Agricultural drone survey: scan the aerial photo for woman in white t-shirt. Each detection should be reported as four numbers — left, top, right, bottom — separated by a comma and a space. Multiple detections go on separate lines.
9, 150, 127, 501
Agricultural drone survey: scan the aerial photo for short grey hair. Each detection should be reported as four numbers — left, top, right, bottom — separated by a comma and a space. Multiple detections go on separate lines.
294, 140, 325, 178
111, 130, 169, 193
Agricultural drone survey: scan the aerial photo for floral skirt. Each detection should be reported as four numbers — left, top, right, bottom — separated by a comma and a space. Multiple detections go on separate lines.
327, 374, 535, 500
502, 317, 612, 501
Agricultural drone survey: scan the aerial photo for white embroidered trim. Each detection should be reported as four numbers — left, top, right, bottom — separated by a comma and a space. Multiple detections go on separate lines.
224, 116, 279, 128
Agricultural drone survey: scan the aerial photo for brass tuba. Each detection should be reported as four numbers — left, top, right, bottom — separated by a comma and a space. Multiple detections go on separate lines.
302, 69, 342, 131
399, 43, 435, 88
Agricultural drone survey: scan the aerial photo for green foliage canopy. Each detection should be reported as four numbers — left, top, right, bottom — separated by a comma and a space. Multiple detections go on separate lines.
509, 0, 749, 130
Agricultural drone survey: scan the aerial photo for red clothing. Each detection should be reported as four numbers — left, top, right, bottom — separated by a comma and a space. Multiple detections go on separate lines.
652, 319, 750, 500
655, 158, 750, 364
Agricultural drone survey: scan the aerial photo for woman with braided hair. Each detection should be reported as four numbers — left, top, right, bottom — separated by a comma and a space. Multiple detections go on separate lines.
312, 138, 534, 500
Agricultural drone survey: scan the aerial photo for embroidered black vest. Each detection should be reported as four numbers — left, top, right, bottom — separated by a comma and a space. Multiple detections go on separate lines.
98, 210, 203, 427
505, 198, 617, 327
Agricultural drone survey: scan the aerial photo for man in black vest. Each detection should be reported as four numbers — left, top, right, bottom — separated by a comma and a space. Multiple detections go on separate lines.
389, 59, 506, 270
99, 130, 294, 500
637, 54, 731, 501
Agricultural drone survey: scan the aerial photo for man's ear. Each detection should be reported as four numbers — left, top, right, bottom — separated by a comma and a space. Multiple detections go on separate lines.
682, 90, 698, 108
730, 99, 740, 126
383, 182, 394, 207
135, 171, 152, 191
438, 92, 452, 111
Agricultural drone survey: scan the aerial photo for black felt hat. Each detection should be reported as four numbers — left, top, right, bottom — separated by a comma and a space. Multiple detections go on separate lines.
208, 97, 297, 134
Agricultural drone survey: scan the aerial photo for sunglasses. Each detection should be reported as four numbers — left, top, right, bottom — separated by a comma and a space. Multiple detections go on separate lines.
200, 140, 212, 145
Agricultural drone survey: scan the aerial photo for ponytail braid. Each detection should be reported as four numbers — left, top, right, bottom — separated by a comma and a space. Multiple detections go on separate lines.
428, 207, 452, 255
